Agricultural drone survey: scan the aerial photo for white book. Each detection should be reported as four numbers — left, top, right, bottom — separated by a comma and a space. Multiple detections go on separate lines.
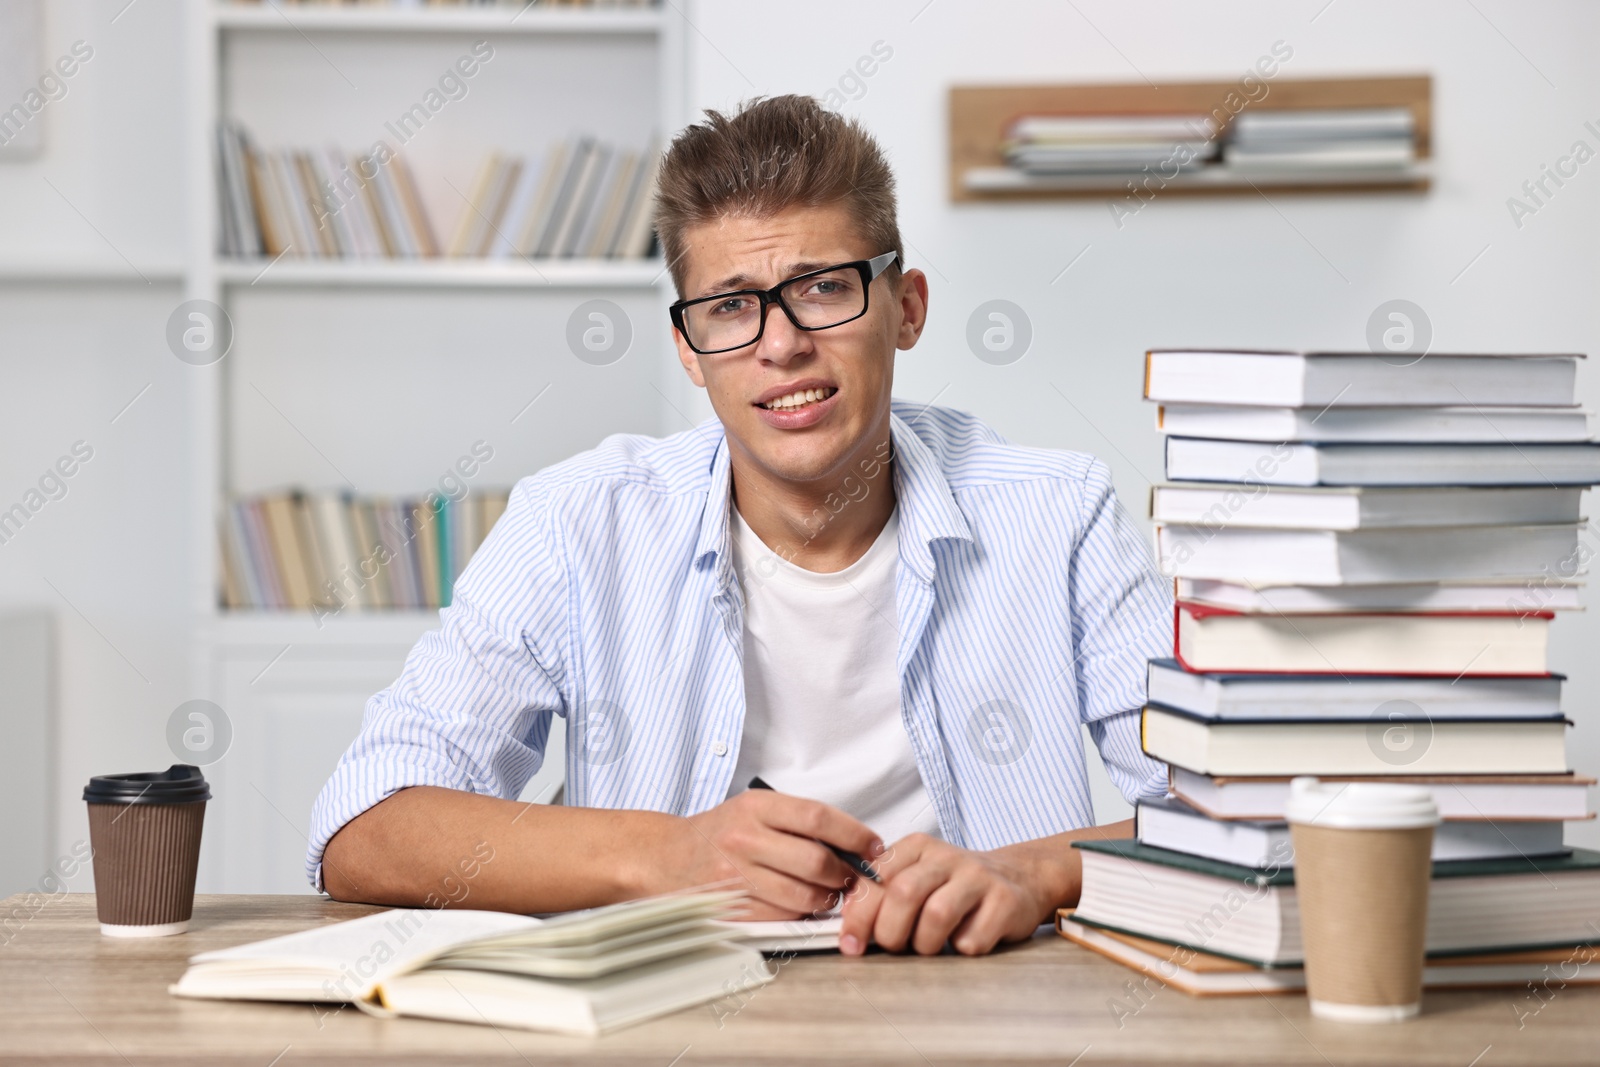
489, 156, 544, 260
1223, 139, 1413, 169
1175, 576, 1584, 612
1144, 349, 1582, 407
370, 164, 420, 258
1156, 521, 1583, 585
1010, 113, 1218, 143
1230, 107, 1415, 142
1172, 602, 1550, 676
515, 139, 574, 258
1149, 483, 1584, 529
615, 140, 660, 259
473, 156, 525, 257
715, 915, 843, 953
1146, 657, 1565, 722
1142, 705, 1570, 777
1168, 765, 1596, 822
532, 138, 595, 258
1154, 403, 1592, 443
1137, 797, 1566, 869
1073, 842, 1600, 967
171, 893, 770, 1036
553, 142, 611, 257
1163, 437, 1600, 487
269, 151, 320, 258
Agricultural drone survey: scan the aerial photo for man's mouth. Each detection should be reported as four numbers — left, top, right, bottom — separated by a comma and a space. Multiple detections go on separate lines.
758, 386, 838, 411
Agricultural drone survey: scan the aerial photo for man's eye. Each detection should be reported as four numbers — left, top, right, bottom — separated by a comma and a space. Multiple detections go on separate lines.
710, 297, 752, 315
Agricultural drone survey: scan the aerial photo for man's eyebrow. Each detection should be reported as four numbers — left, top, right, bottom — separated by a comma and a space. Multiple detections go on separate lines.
696, 261, 840, 298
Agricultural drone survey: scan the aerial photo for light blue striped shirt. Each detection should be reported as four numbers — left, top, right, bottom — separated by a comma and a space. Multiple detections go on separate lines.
306, 400, 1174, 890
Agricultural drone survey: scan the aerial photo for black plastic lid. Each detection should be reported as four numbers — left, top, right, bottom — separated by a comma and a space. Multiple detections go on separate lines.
83, 764, 211, 805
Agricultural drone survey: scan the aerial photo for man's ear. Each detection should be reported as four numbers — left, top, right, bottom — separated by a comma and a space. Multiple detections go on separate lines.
673, 328, 707, 388
894, 267, 930, 351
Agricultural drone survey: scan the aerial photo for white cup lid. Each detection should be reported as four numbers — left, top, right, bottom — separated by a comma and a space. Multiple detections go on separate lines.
1285, 776, 1440, 830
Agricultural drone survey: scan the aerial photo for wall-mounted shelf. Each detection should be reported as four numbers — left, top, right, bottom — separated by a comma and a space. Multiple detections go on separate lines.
213, 4, 663, 35
215, 257, 667, 289
950, 74, 1432, 201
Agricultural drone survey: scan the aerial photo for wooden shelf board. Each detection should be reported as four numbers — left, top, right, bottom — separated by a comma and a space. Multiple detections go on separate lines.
213, 4, 663, 35
962, 161, 1432, 199
950, 74, 1432, 202
215, 257, 667, 288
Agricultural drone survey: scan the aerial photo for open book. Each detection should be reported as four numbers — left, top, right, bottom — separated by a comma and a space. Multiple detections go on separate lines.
170, 891, 771, 1035
716, 914, 844, 953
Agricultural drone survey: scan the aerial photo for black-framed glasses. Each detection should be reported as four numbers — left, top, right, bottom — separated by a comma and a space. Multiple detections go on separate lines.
670, 250, 899, 355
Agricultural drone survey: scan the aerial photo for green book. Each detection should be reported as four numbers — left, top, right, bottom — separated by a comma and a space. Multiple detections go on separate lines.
1074, 838, 1600, 888
434, 495, 451, 608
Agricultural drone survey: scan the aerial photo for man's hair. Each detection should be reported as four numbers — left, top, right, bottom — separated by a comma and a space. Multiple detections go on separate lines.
654, 95, 903, 298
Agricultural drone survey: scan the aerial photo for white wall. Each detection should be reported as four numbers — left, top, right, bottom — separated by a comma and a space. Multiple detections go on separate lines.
0, 0, 190, 894
1, 1, 1597, 896
683, 0, 1600, 839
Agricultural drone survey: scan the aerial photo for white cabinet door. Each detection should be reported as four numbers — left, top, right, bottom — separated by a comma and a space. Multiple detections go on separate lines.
199, 639, 565, 894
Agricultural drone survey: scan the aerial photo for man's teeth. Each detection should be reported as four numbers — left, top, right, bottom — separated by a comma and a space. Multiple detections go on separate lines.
761, 387, 836, 410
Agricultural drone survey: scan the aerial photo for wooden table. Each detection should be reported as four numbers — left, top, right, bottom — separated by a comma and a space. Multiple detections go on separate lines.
2, 894, 1596, 1065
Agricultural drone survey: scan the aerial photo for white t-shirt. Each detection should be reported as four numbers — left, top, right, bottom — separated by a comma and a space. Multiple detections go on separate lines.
725, 504, 941, 846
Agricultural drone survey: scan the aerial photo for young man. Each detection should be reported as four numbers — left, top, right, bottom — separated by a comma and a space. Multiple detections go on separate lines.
310, 95, 1171, 957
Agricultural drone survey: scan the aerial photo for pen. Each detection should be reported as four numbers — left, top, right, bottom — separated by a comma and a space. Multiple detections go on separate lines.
747, 776, 882, 884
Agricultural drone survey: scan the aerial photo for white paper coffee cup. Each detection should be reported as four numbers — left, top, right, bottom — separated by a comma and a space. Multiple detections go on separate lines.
1286, 776, 1439, 1023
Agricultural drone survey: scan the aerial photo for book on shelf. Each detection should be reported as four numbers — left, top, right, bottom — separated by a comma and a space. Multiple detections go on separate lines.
1149, 483, 1584, 530
1146, 657, 1566, 722
170, 889, 767, 1037
1142, 349, 1582, 407
1153, 402, 1592, 443
1056, 910, 1600, 997
1167, 766, 1594, 823
220, 489, 511, 613
1135, 796, 1567, 868
1172, 577, 1583, 614
1000, 113, 1218, 176
1170, 601, 1552, 675
1141, 704, 1571, 777
1229, 107, 1416, 142
1068, 839, 1600, 968
215, 122, 659, 262
1163, 437, 1600, 487
1154, 521, 1584, 585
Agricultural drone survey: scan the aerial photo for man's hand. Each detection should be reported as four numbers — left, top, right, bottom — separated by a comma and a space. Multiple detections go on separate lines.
668, 790, 885, 920
836, 833, 1057, 956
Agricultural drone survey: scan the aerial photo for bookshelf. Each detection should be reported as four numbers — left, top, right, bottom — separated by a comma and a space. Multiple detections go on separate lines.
949, 74, 1432, 201
183, 0, 682, 891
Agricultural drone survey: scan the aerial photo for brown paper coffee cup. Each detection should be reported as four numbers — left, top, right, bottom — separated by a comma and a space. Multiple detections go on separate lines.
1287, 777, 1438, 1023
83, 765, 209, 937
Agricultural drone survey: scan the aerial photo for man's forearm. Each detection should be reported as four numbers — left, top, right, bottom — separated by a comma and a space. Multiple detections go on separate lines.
321, 786, 681, 913
992, 817, 1134, 920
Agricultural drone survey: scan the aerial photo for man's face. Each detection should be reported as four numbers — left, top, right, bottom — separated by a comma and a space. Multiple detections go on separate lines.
672, 202, 927, 490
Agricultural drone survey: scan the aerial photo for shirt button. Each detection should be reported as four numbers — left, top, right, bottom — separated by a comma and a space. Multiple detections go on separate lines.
710, 740, 728, 757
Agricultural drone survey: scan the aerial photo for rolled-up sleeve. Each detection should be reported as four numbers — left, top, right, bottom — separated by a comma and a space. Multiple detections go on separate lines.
1067, 460, 1174, 804
305, 478, 570, 891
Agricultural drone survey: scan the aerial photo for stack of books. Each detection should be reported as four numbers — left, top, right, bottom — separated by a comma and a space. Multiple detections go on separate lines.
215, 123, 659, 261
1222, 106, 1415, 172
220, 488, 510, 613
444, 138, 660, 260
999, 113, 1218, 176
1061, 348, 1600, 995
216, 123, 439, 259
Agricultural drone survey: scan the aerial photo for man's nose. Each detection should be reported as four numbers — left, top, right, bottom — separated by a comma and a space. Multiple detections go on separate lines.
755, 300, 810, 363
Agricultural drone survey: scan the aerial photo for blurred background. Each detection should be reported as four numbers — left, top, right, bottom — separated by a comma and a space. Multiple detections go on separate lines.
0, 0, 1595, 896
